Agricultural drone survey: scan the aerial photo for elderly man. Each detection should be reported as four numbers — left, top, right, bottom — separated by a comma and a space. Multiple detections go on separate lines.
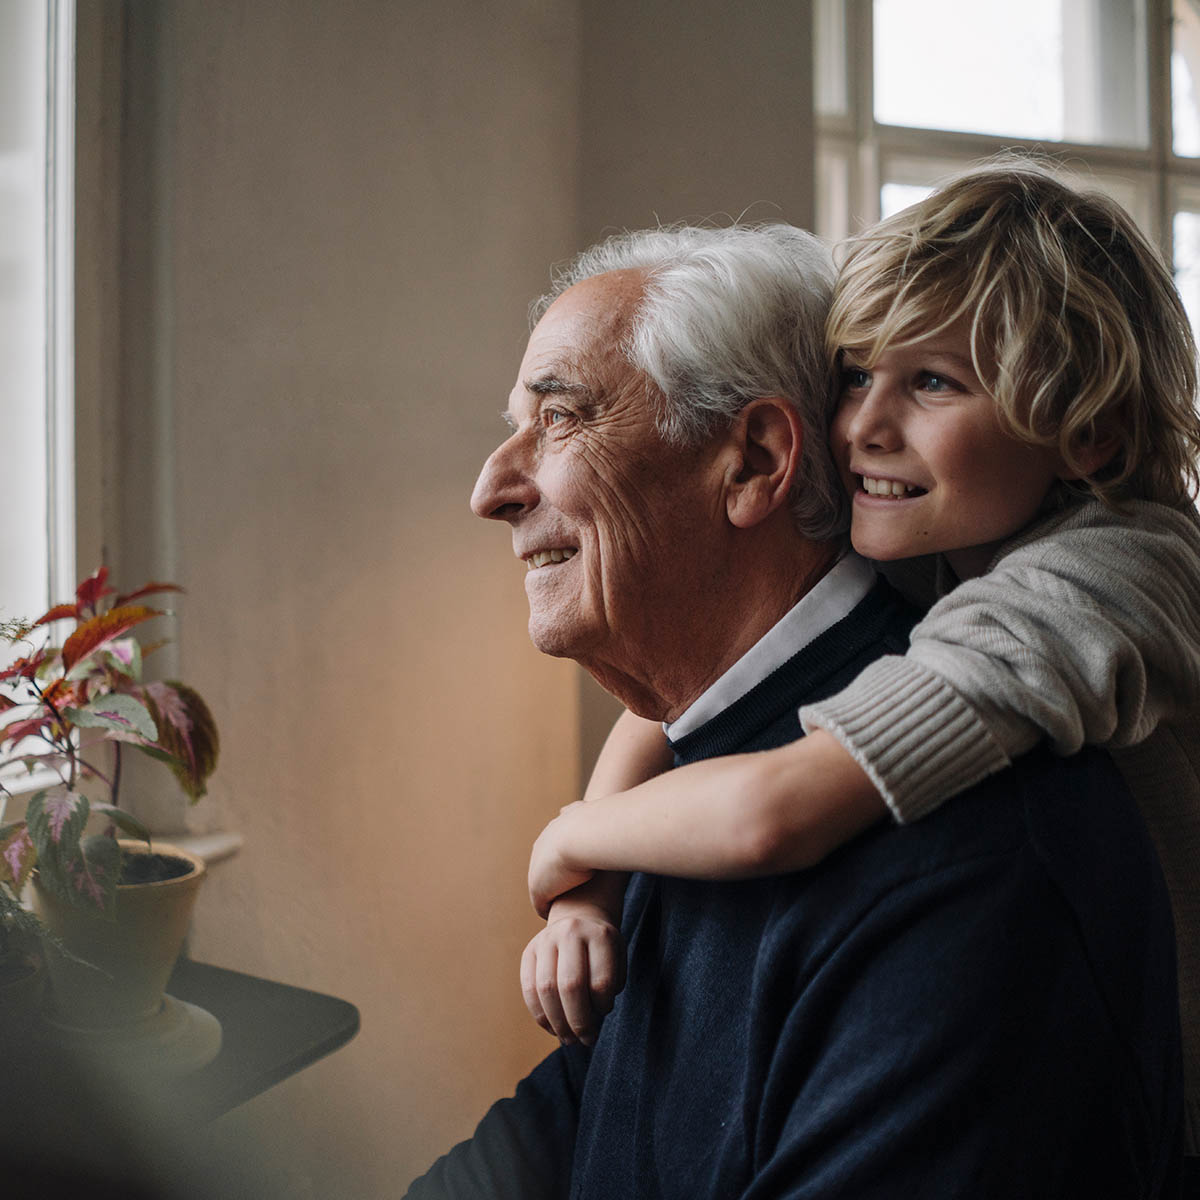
407, 226, 1181, 1197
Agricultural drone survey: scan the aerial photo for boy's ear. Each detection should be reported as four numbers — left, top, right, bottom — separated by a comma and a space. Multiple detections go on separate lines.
723, 398, 803, 529
1057, 430, 1121, 480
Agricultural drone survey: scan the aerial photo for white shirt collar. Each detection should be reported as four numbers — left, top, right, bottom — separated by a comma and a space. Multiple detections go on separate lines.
665, 552, 876, 741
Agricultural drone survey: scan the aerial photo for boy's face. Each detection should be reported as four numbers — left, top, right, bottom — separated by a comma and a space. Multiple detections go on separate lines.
830, 323, 1064, 579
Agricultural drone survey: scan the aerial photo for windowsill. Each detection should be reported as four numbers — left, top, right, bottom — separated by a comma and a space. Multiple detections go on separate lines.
163, 830, 243, 866
0, 792, 242, 869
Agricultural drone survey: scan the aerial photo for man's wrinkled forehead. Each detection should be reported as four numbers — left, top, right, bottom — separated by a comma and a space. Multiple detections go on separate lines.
519, 269, 648, 392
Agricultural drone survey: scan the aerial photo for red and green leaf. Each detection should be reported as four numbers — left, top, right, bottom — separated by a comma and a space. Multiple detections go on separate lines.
75, 567, 113, 614
61, 605, 161, 673
33, 603, 79, 627
142, 680, 219, 801
0, 714, 56, 750
0, 823, 35, 891
114, 581, 184, 607
40, 677, 78, 709
0, 649, 47, 682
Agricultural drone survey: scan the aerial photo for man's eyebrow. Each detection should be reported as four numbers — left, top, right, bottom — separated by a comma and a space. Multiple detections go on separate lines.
525, 374, 594, 400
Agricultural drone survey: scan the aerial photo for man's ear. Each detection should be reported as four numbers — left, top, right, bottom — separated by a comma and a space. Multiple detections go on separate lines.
724, 398, 803, 529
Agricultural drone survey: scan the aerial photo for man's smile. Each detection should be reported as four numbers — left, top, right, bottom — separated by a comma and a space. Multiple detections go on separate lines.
524, 547, 579, 570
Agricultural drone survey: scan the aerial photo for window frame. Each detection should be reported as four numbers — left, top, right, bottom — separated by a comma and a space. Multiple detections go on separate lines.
815, 0, 1194, 260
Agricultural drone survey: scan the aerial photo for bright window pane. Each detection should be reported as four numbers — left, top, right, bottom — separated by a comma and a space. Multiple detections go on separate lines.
874, 0, 1147, 147
0, 0, 50, 626
1174, 0, 1200, 155
1174, 210, 1200, 334
880, 182, 933, 220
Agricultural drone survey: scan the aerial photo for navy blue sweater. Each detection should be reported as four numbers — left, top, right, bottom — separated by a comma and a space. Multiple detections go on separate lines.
407, 579, 1182, 1198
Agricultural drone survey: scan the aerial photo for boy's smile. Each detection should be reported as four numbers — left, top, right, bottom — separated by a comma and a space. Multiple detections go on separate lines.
830, 325, 1065, 580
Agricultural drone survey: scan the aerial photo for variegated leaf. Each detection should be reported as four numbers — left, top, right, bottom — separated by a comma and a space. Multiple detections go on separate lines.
25, 789, 91, 906
27, 789, 89, 846
91, 803, 151, 842
0, 823, 35, 891
63, 693, 158, 742
71, 834, 121, 911
103, 636, 143, 681
141, 681, 219, 801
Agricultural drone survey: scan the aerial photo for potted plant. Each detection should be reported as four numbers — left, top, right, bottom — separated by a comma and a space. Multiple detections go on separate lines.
0, 566, 219, 1037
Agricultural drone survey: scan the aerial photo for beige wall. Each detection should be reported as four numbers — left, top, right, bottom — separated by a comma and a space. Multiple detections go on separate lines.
78, 2, 814, 1195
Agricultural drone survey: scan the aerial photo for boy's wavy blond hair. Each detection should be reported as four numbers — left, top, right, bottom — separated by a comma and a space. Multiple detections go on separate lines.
829, 156, 1200, 507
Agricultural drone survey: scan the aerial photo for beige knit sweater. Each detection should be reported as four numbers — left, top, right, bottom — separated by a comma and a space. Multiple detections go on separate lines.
801, 498, 1200, 1151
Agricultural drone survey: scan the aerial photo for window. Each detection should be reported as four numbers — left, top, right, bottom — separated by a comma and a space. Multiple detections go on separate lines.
0, 0, 75, 630
0, 0, 75, 805
815, 0, 1200, 311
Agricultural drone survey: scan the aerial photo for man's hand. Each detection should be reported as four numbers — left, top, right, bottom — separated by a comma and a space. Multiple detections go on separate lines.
529, 802, 596, 917
521, 895, 627, 1046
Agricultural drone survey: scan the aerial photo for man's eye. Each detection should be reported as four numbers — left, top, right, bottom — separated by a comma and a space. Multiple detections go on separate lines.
544, 408, 571, 427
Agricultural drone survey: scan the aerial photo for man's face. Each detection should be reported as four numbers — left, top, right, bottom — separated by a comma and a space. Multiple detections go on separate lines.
470, 270, 725, 676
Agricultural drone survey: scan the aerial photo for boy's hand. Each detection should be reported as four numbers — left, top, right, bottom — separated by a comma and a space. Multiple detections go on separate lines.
529, 802, 596, 917
521, 895, 626, 1046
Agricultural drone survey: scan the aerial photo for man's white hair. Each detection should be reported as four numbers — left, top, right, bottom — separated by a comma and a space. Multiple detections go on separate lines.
533, 224, 847, 541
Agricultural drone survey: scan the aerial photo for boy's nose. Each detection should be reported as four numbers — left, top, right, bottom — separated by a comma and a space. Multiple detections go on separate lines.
470, 436, 539, 522
844, 385, 902, 452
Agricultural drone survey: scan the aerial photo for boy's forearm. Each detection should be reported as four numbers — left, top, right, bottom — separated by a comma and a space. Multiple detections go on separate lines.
561, 731, 888, 880
584, 709, 675, 801
546, 872, 630, 926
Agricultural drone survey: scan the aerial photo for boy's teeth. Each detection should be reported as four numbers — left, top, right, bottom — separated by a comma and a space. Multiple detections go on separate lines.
527, 547, 578, 570
862, 476, 917, 497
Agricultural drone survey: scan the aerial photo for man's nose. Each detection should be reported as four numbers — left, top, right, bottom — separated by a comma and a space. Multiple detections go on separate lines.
843, 384, 902, 452
470, 436, 539, 522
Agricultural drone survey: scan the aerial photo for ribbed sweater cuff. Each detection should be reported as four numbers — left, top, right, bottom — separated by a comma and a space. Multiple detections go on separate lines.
799, 656, 1011, 824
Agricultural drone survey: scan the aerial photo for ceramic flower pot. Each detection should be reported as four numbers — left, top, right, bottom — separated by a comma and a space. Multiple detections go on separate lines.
31, 839, 206, 1030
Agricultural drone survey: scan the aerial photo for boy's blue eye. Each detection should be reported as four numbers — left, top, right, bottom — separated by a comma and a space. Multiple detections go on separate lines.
919, 372, 955, 393
841, 366, 870, 390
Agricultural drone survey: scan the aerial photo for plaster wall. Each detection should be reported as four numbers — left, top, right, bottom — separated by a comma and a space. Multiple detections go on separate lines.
124, 3, 583, 1195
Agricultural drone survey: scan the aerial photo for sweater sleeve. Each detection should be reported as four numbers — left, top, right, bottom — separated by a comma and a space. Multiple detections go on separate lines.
800, 499, 1200, 823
